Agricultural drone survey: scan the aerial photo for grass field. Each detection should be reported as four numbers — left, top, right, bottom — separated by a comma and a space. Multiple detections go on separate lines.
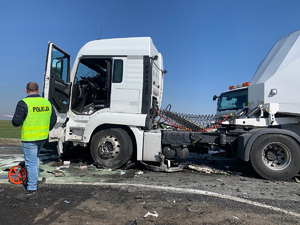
0, 120, 21, 138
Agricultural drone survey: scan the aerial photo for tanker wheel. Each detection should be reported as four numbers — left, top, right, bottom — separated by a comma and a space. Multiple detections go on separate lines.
250, 134, 300, 180
90, 128, 133, 169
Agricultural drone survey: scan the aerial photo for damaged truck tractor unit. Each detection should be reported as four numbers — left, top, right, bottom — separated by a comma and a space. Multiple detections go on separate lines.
44, 31, 300, 181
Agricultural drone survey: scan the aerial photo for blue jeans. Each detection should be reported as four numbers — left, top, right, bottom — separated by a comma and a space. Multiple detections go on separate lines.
22, 141, 45, 191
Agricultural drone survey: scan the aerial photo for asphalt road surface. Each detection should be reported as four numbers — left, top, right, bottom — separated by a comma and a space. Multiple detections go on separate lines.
0, 144, 299, 225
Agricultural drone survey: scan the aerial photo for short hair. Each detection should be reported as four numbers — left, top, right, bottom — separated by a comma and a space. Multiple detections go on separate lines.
26, 82, 39, 93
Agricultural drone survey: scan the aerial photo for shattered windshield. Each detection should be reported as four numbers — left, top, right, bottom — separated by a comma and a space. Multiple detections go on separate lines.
217, 88, 248, 111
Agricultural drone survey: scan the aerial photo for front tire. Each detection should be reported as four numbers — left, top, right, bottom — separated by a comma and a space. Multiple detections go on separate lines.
250, 134, 300, 180
90, 128, 133, 169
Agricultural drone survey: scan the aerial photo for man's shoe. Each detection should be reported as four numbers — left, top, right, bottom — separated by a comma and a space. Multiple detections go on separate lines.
16, 190, 38, 200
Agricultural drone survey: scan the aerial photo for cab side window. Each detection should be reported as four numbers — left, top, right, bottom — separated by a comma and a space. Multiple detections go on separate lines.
113, 59, 123, 83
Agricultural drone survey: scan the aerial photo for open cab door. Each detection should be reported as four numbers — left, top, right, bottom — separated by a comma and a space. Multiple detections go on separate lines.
43, 42, 71, 148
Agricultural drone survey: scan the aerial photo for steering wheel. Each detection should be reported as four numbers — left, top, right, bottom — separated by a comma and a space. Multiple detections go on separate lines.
86, 77, 100, 91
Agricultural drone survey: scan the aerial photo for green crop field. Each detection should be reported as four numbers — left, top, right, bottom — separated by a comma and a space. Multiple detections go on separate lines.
0, 120, 21, 138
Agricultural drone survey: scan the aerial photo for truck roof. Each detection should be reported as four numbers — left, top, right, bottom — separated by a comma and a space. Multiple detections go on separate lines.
78, 37, 159, 57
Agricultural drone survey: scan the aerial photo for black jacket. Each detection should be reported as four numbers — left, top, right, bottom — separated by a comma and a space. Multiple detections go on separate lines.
12, 94, 57, 139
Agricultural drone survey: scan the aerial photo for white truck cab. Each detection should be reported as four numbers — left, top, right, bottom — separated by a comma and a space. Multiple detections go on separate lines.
213, 82, 249, 118
43, 37, 165, 169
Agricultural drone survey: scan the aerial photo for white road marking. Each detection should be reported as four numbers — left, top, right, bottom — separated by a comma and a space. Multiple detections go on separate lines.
58, 182, 300, 218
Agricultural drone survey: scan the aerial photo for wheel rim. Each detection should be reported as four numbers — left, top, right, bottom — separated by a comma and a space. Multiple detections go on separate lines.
97, 135, 120, 159
261, 142, 291, 170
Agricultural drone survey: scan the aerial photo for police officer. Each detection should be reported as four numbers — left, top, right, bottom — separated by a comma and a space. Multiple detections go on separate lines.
12, 82, 57, 199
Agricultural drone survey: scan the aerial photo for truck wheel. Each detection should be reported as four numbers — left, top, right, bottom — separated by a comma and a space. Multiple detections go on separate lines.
250, 134, 300, 180
90, 128, 133, 169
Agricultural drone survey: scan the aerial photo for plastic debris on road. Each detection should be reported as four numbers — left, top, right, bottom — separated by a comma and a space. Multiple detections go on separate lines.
144, 211, 158, 218
135, 171, 144, 175
48, 169, 65, 177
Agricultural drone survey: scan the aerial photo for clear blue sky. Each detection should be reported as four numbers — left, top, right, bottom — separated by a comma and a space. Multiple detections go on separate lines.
1, 0, 300, 120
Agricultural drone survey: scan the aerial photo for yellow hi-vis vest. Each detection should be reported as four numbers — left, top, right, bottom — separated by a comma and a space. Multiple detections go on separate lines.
21, 97, 52, 141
